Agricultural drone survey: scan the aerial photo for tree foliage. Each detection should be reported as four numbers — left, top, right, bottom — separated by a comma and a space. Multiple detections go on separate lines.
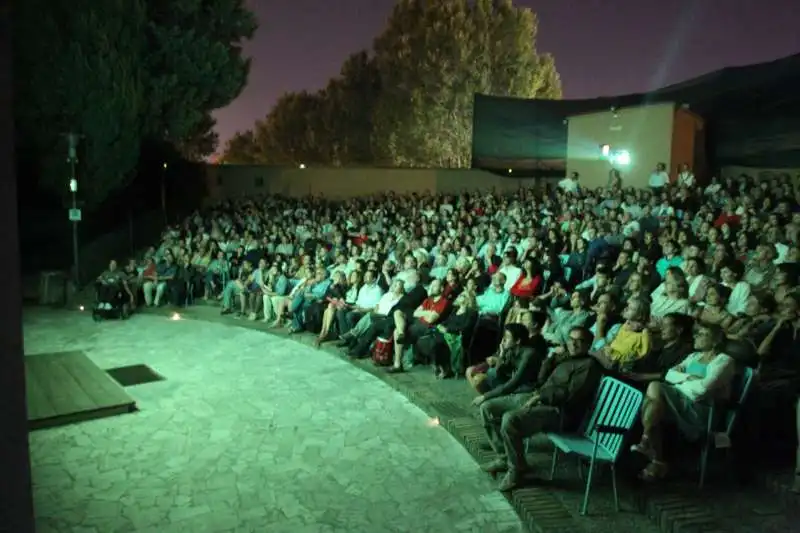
371, 0, 562, 167
220, 50, 380, 167
14, 0, 256, 207
222, 0, 560, 168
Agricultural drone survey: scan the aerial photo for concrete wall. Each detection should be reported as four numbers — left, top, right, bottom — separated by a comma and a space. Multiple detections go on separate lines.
671, 108, 706, 181
566, 103, 676, 189
203, 166, 547, 201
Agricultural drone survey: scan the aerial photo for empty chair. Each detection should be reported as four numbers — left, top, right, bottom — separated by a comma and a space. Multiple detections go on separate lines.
697, 366, 755, 488
546, 376, 644, 515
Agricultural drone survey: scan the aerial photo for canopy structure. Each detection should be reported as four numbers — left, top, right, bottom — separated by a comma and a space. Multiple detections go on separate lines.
472, 53, 800, 170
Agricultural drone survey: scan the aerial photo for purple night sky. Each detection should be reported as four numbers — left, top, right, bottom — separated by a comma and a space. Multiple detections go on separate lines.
214, 0, 800, 147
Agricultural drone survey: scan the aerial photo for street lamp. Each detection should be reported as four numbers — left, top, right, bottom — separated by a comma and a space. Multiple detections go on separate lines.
65, 132, 82, 287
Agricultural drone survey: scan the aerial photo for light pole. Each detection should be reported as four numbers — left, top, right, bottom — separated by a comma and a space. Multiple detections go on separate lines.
66, 133, 81, 287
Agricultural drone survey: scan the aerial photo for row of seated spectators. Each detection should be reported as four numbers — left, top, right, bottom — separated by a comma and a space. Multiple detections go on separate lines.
95, 171, 800, 492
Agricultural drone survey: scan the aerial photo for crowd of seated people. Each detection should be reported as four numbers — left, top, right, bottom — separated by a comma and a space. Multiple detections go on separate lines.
107, 167, 800, 493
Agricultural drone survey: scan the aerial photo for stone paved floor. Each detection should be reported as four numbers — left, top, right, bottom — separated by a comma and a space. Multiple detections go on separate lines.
24, 308, 525, 533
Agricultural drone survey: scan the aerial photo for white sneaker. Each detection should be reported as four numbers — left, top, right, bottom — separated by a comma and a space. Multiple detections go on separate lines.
248, 312, 257, 321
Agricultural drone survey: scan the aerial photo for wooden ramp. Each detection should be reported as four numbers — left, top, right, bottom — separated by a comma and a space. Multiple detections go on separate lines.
25, 351, 137, 430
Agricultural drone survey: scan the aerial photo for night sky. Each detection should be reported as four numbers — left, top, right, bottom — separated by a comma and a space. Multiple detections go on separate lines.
214, 0, 799, 146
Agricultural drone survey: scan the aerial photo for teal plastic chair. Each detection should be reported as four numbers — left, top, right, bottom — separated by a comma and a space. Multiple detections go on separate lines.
697, 366, 755, 488
545, 376, 643, 515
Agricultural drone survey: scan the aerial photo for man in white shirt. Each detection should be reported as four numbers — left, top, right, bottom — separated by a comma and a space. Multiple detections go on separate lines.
676, 163, 695, 187
336, 270, 384, 336
477, 274, 510, 316
648, 163, 669, 192
558, 172, 580, 194
338, 279, 405, 347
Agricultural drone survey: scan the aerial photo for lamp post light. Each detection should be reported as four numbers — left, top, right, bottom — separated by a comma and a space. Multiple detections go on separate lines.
65, 132, 82, 287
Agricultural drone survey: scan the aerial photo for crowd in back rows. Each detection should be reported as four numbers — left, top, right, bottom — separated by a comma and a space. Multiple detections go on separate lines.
95, 166, 800, 490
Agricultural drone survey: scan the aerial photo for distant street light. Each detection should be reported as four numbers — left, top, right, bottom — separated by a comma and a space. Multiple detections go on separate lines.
299, 163, 306, 169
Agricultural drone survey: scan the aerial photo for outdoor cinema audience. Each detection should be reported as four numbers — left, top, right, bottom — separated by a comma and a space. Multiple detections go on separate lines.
106, 166, 800, 494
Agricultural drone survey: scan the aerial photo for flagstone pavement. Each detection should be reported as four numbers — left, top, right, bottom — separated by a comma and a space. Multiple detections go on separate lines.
25, 308, 528, 533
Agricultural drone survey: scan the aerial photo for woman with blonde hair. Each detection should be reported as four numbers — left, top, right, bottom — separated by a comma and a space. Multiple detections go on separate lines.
417, 291, 478, 379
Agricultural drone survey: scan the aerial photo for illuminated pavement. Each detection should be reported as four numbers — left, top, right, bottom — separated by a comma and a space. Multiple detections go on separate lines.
25, 308, 524, 533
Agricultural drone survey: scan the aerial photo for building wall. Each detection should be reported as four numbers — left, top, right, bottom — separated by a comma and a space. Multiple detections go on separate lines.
203, 166, 547, 201
566, 103, 676, 190
671, 107, 705, 183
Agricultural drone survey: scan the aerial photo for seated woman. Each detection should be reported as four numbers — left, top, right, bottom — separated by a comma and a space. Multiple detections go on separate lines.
441, 268, 463, 301
505, 258, 543, 323
693, 283, 734, 330
592, 298, 652, 372
621, 271, 650, 303
418, 291, 478, 378
316, 270, 360, 346
631, 323, 736, 481
650, 268, 691, 325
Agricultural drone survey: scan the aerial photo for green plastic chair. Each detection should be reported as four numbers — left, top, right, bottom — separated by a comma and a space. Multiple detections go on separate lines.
545, 376, 644, 515
697, 366, 755, 488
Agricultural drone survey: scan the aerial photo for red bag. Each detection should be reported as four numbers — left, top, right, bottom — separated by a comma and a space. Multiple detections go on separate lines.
372, 336, 393, 366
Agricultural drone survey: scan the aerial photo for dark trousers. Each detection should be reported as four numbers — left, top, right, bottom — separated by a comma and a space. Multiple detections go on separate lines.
351, 315, 394, 357
96, 282, 123, 305
418, 331, 448, 367
336, 309, 364, 336
400, 321, 435, 363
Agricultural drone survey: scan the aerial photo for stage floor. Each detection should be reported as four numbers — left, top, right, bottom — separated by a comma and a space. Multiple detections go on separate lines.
24, 308, 524, 533
25, 350, 137, 430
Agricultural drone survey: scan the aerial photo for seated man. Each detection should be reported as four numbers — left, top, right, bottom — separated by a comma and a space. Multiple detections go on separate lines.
477, 273, 510, 317
347, 279, 421, 358
339, 279, 404, 350
336, 269, 383, 336
479, 326, 602, 491
472, 319, 548, 406
95, 259, 131, 310
388, 278, 450, 373
542, 289, 592, 346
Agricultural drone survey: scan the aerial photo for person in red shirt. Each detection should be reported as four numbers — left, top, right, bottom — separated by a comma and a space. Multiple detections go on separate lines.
388, 279, 450, 373
510, 258, 543, 300
506, 258, 543, 323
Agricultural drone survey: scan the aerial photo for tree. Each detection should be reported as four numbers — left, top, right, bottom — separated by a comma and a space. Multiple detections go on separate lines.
14, 0, 147, 207
219, 130, 262, 165
14, 0, 256, 207
220, 50, 380, 167
321, 51, 381, 165
371, 0, 562, 167
175, 113, 220, 162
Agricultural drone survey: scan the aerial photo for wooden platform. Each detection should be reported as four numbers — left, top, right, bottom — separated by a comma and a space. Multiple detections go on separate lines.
25, 351, 137, 430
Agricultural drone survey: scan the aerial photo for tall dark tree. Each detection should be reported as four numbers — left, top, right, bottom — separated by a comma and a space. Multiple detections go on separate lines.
15, 0, 147, 207
371, 0, 562, 167
14, 0, 256, 206
176, 113, 220, 162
